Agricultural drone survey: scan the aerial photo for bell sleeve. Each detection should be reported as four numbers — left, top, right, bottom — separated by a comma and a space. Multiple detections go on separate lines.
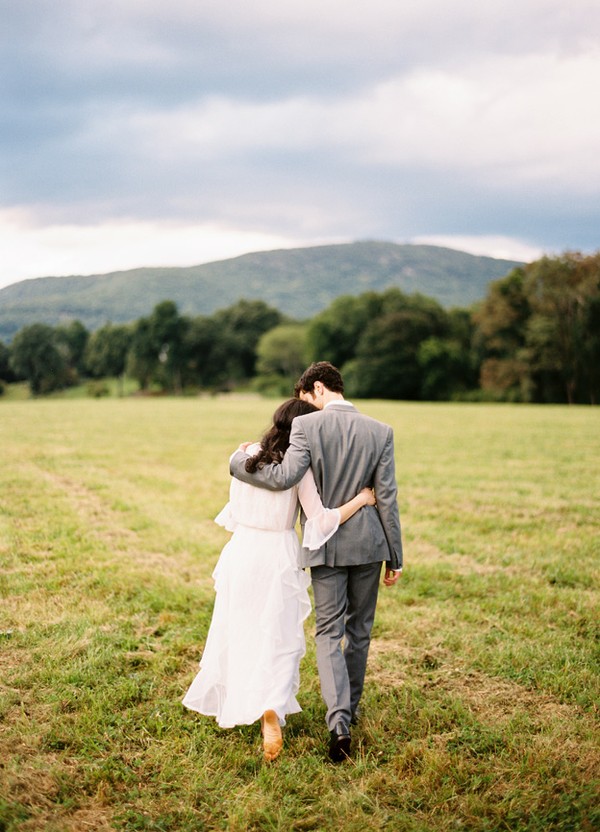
214, 502, 236, 532
298, 468, 341, 551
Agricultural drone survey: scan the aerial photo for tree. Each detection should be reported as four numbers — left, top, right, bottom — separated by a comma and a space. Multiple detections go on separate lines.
182, 315, 224, 389
254, 324, 308, 395
417, 337, 474, 400
338, 292, 450, 400
580, 293, 600, 404
127, 317, 156, 391
9, 324, 70, 395
0, 340, 17, 383
474, 253, 600, 403
212, 299, 283, 384
55, 320, 89, 377
123, 299, 282, 393
256, 324, 308, 378
148, 301, 188, 393
125, 302, 189, 392
346, 307, 440, 400
446, 308, 480, 394
473, 268, 532, 401
84, 324, 132, 395
305, 292, 385, 368
524, 253, 600, 404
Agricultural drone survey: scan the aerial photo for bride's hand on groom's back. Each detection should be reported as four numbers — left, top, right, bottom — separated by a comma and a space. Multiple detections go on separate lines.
359, 487, 376, 507
238, 441, 253, 452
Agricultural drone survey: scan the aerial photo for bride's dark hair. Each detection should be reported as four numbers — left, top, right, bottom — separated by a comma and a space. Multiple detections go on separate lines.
245, 397, 318, 473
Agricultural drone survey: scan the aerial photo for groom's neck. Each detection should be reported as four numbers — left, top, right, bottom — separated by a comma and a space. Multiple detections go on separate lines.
320, 390, 344, 409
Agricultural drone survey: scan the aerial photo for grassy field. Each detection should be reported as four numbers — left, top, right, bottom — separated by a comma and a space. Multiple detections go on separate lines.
1, 396, 598, 831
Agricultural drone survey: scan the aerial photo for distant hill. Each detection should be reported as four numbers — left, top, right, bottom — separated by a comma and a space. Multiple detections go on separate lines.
0, 241, 523, 341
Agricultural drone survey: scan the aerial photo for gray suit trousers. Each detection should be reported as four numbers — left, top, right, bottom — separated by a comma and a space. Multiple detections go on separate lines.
311, 561, 381, 730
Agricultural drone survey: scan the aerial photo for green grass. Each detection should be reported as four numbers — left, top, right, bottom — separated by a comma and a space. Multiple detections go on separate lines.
1, 397, 598, 831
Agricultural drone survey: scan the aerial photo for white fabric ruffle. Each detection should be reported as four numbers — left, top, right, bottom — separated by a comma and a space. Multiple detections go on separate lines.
183, 457, 339, 728
182, 525, 310, 728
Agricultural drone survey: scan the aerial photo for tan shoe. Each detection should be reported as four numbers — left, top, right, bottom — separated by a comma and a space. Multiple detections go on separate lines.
261, 710, 283, 762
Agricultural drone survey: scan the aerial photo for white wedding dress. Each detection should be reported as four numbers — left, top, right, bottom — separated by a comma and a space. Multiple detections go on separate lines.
182, 444, 341, 728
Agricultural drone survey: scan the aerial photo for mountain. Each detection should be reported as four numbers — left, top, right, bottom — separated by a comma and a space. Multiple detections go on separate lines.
0, 241, 523, 341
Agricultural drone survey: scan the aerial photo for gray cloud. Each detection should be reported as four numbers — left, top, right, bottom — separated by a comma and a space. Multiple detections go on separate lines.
1, 0, 599, 285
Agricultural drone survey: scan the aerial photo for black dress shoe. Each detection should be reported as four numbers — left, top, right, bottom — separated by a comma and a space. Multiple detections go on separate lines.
328, 722, 351, 762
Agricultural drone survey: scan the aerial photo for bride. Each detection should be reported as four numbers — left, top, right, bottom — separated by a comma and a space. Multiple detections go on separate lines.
182, 398, 375, 761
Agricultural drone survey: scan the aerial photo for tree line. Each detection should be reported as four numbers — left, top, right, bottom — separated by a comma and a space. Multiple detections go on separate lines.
1, 252, 598, 404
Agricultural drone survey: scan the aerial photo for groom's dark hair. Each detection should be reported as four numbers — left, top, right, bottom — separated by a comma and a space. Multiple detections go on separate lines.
294, 361, 344, 396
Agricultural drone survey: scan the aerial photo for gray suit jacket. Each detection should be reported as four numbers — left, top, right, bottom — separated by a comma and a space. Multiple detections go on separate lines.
229, 402, 403, 571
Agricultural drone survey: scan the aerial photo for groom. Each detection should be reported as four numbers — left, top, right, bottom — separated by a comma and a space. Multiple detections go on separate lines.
229, 362, 403, 761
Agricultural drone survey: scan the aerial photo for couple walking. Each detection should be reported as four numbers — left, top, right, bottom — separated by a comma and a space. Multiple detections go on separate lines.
183, 362, 403, 762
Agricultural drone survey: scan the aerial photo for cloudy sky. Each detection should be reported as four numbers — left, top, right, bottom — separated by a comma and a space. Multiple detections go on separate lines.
1, 0, 599, 290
